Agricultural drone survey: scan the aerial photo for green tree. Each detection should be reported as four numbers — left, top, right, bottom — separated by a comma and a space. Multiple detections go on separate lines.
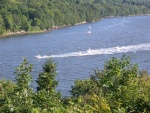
36, 59, 58, 92
34, 59, 62, 111
0, 0, 150, 35
12, 58, 34, 113
0, 55, 150, 112
20, 15, 28, 30
70, 55, 150, 112
15, 58, 33, 90
0, 14, 6, 34
0, 80, 16, 112
0, 58, 34, 113
3, 13, 13, 31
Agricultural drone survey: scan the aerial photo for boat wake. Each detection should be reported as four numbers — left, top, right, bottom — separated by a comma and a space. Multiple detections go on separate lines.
35, 43, 150, 59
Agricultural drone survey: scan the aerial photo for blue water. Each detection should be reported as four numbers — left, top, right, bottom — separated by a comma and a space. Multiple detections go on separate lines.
0, 15, 150, 96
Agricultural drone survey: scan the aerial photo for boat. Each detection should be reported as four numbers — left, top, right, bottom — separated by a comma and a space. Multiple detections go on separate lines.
78, 52, 82, 56
88, 25, 91, 29
87, 48, 92, 54
87, 25, 91, 34
87, 30, 91, 34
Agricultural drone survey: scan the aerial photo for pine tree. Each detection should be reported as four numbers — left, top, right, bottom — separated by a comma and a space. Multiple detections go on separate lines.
36, 59, 58, 93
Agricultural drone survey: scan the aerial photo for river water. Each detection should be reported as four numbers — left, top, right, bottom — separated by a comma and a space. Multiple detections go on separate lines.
0, 15, 150, 96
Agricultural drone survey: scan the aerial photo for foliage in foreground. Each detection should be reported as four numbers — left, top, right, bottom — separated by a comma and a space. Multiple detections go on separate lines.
0, 55, 150, 113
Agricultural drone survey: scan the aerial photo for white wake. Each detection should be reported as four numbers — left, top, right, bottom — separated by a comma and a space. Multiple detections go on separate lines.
35, 43, 150, 59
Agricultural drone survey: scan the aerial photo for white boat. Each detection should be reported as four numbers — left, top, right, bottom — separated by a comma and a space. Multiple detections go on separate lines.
78, 52, 82, 56
35, 55, 49, 59
87, 48, 92, 54
87, 30, 91, 34
88, 25, 91, 30
35, 55, 41, 58
87, 25, 91, 34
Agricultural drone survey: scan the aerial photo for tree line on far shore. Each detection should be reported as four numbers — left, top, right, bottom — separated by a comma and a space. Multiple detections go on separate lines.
0, 55, 150, 112
0, 0, 150, 35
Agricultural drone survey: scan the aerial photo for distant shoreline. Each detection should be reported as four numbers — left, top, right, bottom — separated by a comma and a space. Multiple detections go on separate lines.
0, 14, 149, 38
0, 21, 87, 38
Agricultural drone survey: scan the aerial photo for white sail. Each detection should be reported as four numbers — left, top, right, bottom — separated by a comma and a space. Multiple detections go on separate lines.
88, 25, 91, 30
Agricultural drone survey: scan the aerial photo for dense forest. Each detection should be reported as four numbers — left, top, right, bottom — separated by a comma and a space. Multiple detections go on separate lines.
0, 0, 150, 35
0, 56, 150, 112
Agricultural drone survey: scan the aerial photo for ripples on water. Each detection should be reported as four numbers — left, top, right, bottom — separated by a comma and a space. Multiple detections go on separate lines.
0, 15, 150, 96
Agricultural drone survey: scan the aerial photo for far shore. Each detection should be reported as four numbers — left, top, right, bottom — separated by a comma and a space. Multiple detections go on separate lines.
0, 21, 87, 38
0, 14, 149, 38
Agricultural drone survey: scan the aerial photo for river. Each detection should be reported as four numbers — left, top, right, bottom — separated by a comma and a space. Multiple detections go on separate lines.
0, 15, 150, 96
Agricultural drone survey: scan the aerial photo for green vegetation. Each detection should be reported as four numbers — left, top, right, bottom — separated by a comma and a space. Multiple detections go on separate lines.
0, 55, 150, 113
0, 0, 150, 35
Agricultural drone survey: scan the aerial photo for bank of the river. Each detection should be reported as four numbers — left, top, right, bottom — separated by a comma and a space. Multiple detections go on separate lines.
0, 21, 87, 38
0, 30, 52, 38
0, 14, 149, 38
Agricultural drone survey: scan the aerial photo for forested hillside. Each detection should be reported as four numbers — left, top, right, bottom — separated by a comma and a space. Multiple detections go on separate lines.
0, 0, 150, 35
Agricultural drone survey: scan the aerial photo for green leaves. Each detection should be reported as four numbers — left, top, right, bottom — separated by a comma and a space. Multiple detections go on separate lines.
36, 59, 58, 92
70, 55, 150, 112
15, 58, 33, 90
1, 0, 150, 35
0, 56, 150, 112
34, 59, 62, 111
